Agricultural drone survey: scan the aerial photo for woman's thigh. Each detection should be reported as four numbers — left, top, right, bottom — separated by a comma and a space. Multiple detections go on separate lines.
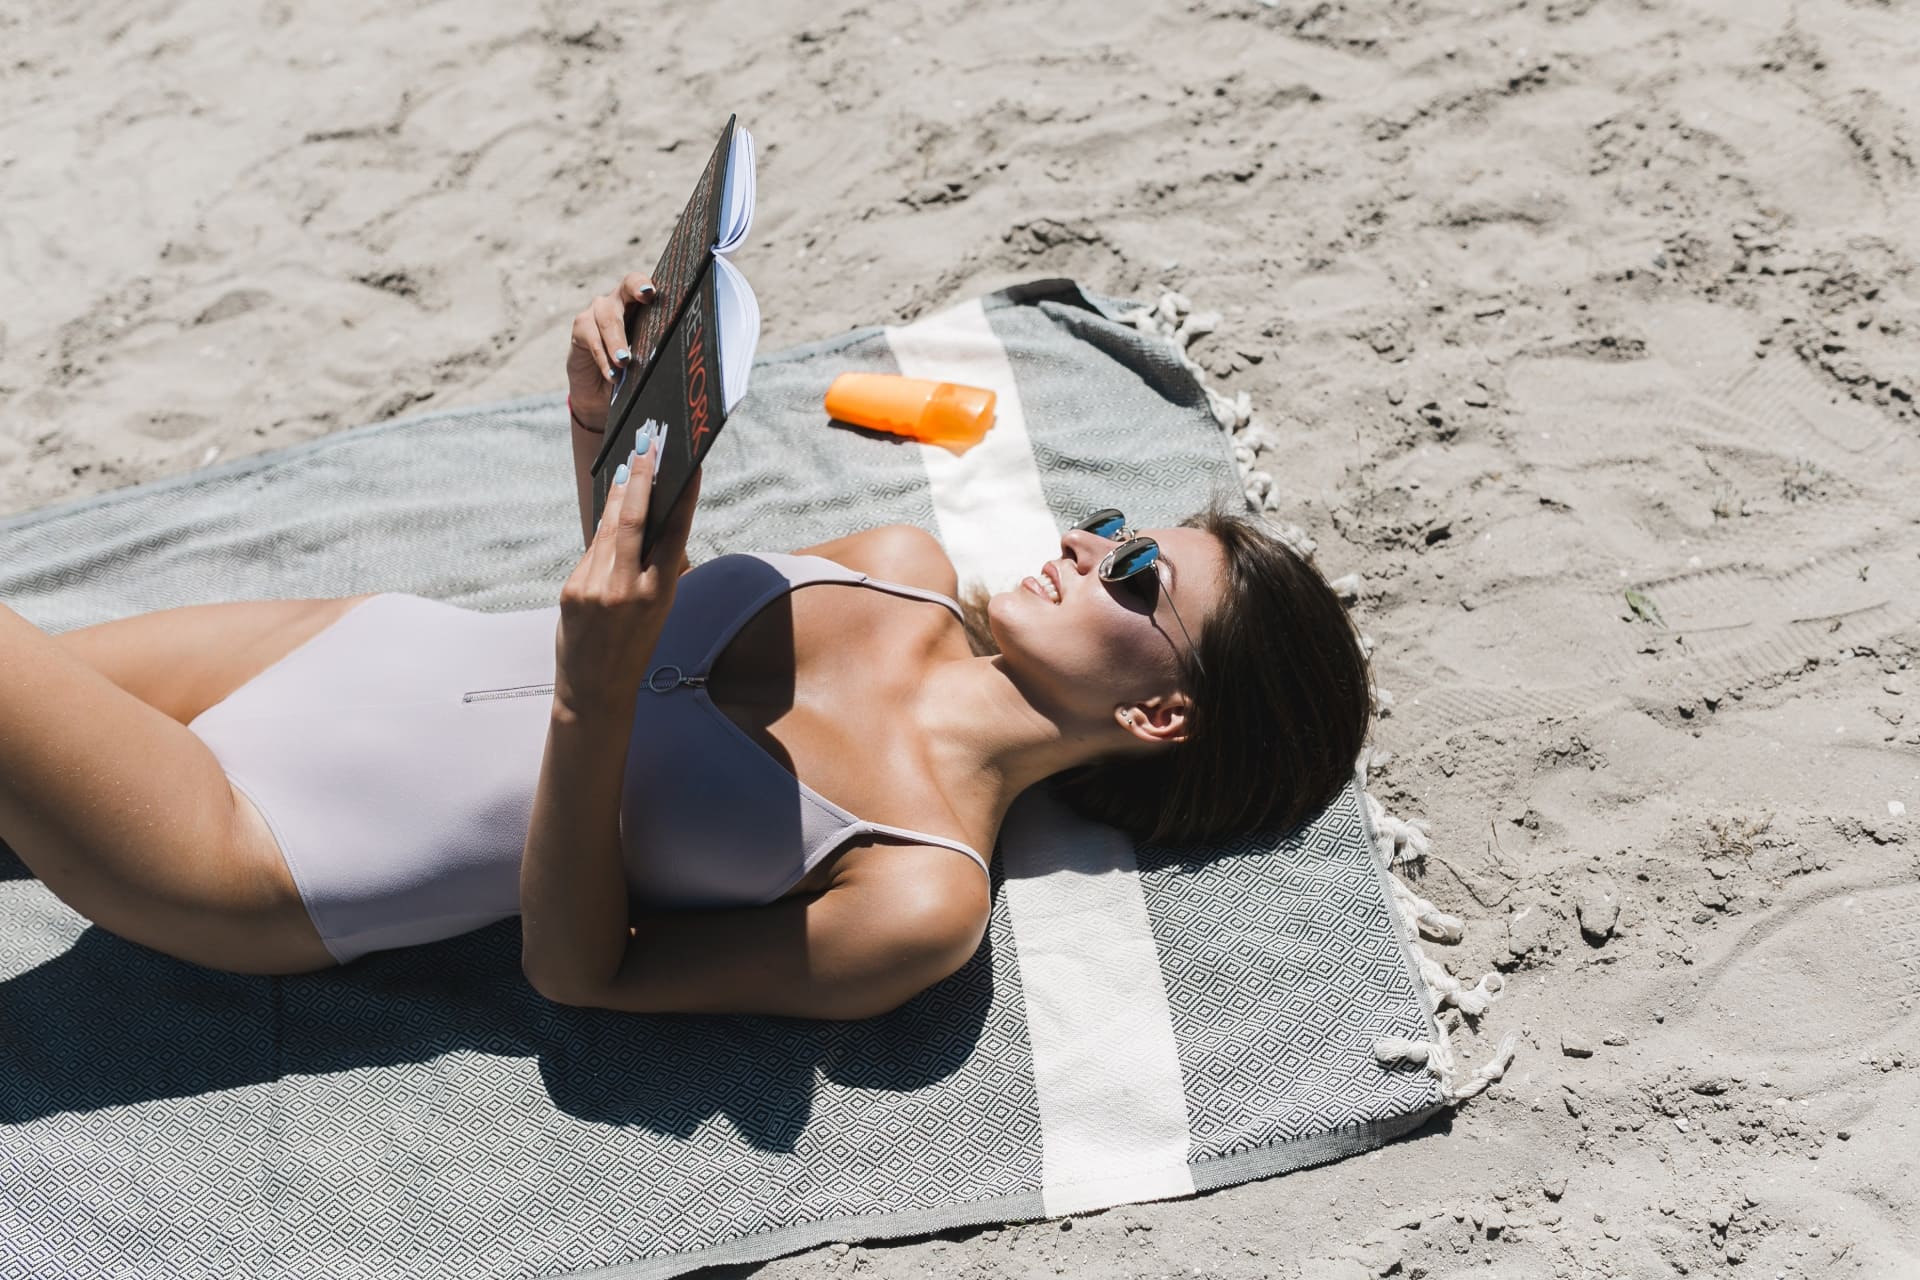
53, 594, 382, 725
2, 601, 338, 974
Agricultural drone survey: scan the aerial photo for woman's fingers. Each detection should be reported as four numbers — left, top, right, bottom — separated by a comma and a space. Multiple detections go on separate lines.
592, 295, 631, 380
608, 445, 654, 578
571, 310, 613, 383
587, 425, 694, 582
652, 465, 701, 572
618, 273, 658, 307
568, 274, 657, 393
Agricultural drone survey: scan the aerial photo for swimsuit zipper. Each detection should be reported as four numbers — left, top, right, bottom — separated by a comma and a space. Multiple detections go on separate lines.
462, 666, 705, 702
461, 683, 557, 703
645, 665, 707, 693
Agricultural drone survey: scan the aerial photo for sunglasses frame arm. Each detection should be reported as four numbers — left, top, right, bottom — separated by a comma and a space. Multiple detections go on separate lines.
1097, 537, 1206, 681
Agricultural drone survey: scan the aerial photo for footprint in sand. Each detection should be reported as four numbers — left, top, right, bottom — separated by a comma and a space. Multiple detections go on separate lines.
1691, 882, 1920, 1058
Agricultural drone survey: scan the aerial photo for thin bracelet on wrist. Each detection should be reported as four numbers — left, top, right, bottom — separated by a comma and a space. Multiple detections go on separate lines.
566, 393, 606, 434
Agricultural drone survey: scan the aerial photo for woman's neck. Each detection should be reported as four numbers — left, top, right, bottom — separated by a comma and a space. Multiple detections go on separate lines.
907, 652, 1113, 837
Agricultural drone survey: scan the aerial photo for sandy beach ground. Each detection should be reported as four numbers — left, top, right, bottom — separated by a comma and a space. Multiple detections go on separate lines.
5, 0, 1919, 1275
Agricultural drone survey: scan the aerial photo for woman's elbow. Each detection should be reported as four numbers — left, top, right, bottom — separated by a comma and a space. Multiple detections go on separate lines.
836, 947, 979, 1021
522, 958, 600, 1009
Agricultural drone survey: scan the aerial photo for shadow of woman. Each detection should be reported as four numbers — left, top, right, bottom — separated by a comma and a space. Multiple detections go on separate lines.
0, 845, 997, 1150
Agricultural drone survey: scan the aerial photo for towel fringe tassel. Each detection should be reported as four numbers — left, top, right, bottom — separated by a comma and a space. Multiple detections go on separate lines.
1115, 295, 1315, 559
1365, 786, 1520, 1105
1122, 288, 1519, 1106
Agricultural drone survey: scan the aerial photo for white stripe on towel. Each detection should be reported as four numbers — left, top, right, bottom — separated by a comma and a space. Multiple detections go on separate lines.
882, 300, 1060, 592
887, 299, 1197, 1217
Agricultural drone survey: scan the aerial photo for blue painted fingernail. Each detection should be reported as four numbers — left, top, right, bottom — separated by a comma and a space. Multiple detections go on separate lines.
614, 347, 631, 364
613, 462, 630, 485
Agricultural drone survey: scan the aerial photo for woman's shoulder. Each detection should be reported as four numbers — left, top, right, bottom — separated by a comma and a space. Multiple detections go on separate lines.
787, 524, 959, 599
802, 829, 993, 929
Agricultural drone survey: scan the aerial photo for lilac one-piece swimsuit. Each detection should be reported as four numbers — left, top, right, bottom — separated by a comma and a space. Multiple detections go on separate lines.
185, 552, 991, 964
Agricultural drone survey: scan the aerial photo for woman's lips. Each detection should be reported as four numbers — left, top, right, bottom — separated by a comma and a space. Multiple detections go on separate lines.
1021, 575, 1061, 602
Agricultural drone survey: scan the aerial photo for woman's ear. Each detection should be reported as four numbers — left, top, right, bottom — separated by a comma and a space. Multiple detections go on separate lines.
1114, 696, 1191, 746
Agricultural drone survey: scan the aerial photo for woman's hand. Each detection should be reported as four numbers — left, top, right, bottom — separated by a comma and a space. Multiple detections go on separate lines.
566, 271, 658, 431
553, 439, 702, 714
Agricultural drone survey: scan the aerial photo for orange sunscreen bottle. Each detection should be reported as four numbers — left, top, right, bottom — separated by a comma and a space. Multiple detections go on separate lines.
824, 373, 997, 450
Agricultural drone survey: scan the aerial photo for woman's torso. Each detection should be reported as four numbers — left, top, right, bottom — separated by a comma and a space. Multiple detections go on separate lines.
186, 551, 991, 963
624, 551, 989, 903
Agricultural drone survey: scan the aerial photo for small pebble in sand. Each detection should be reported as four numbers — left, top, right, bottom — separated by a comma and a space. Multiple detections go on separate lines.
1885, 675, 1905, 695
1889, 800, 1906, 818
1575, 882, 1619, 945
1603, 1032, 1629, 1046
1673, 1117, 1690, 1132
1506, 902, 1555, 961
1561, 1034, 1595, 1058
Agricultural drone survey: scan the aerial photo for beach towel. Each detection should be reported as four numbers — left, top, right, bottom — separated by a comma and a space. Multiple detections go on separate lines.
0, 279, 1466, 1279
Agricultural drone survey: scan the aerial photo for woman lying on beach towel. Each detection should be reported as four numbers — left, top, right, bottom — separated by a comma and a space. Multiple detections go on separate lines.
0, 270, 1373, 1019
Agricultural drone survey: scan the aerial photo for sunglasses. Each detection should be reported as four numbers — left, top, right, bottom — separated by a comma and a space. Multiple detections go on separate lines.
1071, 508, 1206, 679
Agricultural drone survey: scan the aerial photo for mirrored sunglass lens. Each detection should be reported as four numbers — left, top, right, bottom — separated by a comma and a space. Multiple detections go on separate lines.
1109, 540, 1159, 581
1076, 510, 1127, 539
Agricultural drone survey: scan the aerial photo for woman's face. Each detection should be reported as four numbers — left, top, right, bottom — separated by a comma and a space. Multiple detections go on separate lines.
988, 523, 1227, 732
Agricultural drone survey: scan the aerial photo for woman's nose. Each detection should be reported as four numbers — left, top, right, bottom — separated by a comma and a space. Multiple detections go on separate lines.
1060, 528, 1106, 560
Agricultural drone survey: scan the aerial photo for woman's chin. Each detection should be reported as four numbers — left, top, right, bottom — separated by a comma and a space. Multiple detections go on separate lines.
986, 588, 1036, 646
989, 587, 1065, 660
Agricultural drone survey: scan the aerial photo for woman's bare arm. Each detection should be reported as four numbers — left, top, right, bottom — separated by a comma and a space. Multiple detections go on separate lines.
572, 415, 603, 550
519, 699, 634, 1001
518, 689, 991, 1016
534, 835, 990, 1020
523, 407, 693, 1001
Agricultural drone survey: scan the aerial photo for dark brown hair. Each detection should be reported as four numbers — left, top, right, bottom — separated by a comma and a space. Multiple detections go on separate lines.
958, 503, 1373, 846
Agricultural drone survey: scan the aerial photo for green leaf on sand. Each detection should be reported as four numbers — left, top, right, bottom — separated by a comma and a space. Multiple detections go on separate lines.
1625, 589, 1665, 626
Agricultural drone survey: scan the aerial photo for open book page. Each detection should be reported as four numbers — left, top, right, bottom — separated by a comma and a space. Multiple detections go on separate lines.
712, 254, 759, 412
712, 124, 758, 411
715, 126, 754, 255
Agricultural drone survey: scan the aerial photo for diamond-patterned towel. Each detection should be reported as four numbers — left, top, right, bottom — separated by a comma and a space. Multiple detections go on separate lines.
0, 279, 1443, 1279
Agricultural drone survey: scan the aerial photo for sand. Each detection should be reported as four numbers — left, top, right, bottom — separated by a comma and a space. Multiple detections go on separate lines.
4, 0, 1917, 1275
